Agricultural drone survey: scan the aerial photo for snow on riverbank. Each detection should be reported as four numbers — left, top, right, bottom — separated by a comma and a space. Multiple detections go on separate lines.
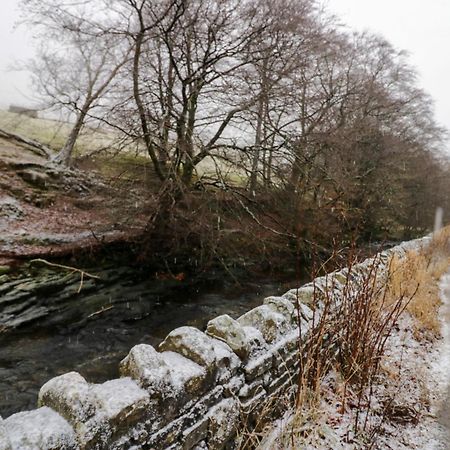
259, 272, 450, 449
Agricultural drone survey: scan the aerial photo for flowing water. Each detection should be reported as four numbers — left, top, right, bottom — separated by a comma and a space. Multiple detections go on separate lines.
0, 267, 302, 418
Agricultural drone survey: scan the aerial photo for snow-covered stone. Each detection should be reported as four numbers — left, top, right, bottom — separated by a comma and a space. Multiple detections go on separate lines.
244, 351, 274, 380
0, 416, 12, 450
271, 328, 304, 359
38, 372, 114, 447
121, 343, 209, 422
181, 416, 209, 449
223, 374, 245, 396
238, 305, 290, 343
159, 351, 208, 396
208, 337, 241, 383
332, 269, 348, 285
206, 314, 250, 359
264, 296, 297, 324
238, 378, 264, 399
91, 378, 150, 430
207, 398, 240, 450
38, 372, 96, 424
159, 326, 217, 370
3, 407, 77, 450
283, 285, 322, 310
119, 343, 172, 396
241, 326, 269, 359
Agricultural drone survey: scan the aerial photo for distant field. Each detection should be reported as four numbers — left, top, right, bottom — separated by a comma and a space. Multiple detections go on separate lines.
0, 110, 68, 150
0, 110, 123, 157
0, 109, 248, 185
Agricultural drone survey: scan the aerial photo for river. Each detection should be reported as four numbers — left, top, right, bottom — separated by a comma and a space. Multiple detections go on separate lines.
0, 265, 304, 418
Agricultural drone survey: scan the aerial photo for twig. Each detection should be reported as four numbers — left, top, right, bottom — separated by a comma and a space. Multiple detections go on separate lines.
30, 258, 100, 293
87, 305, 114, 318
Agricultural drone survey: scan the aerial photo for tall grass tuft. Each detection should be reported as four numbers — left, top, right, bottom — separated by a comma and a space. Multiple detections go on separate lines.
295, 253, 413, 437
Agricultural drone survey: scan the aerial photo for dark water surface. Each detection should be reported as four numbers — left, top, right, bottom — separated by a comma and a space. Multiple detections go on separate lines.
0, 269, 301, 418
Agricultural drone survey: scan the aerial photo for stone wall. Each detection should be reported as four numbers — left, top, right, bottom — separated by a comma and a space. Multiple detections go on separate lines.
8, 105, 39, 119
0, 237, 431, 450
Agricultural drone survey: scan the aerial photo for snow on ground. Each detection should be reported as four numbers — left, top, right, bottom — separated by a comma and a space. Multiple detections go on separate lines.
259, 273, 450, 450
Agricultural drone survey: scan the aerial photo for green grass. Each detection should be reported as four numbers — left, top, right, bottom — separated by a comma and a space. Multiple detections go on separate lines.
0, 110, 122, 156
0, 109, 251, 186
196, 155, 249, 187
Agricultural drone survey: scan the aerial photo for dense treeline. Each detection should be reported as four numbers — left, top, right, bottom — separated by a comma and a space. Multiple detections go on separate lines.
21, 0, 450, 268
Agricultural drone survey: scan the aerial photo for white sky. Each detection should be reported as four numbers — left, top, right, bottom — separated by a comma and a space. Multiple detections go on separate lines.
0, 0, 35, 109
1, 0, 449, 139
325, 0, 450, 135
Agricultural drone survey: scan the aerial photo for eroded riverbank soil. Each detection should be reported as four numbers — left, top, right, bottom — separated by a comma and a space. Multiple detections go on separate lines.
0, 136, 153, 266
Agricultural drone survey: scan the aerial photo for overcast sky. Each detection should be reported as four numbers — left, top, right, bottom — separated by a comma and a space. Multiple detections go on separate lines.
1, 0, 449, 136
0, 0, 35, 109
326, 0, 450, 135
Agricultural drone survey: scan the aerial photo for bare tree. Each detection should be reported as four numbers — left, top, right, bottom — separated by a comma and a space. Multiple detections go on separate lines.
19, 0, 449, 252
23, 0, 131, 166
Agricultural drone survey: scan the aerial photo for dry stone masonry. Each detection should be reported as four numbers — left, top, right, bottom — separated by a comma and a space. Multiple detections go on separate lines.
0, 237, 431, 450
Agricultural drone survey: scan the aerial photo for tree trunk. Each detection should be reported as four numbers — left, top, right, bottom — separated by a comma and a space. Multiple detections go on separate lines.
182, 159, 194, 185
52, 110, 87, 166
249, 94, 265, 192
133, 30, 166, 181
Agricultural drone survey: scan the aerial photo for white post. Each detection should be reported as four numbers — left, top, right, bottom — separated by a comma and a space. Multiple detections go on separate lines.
434, 207, 444, 234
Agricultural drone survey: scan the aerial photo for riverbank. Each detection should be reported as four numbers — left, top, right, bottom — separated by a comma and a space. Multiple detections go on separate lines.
0, 235, 436, 449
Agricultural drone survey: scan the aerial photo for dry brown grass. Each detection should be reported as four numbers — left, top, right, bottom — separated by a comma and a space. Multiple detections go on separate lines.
386, 227, 450, 337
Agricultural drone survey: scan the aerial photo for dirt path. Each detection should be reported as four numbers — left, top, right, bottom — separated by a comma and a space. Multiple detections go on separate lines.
436, 273, 450, 449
